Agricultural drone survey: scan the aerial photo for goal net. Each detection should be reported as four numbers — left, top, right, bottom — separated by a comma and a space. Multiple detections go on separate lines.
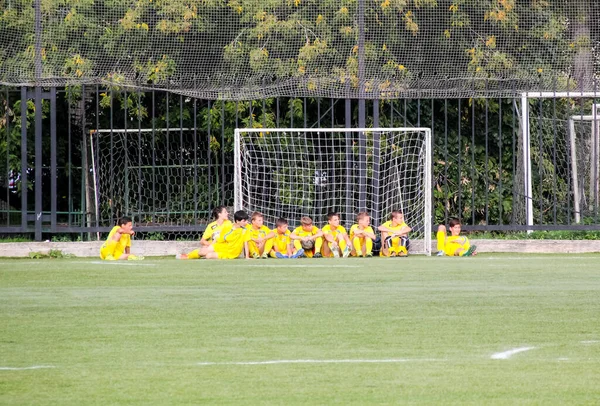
2, 2, 599, 99
234, 128, 432, 255
524, 97, 600, 225
89, 127, 231, 238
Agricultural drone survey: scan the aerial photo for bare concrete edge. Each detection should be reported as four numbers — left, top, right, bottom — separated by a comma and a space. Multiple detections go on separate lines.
0, 239, 598, 258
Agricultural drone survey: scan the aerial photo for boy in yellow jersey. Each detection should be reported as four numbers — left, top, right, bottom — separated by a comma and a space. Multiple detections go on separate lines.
321, 212, 352, 258
349, 212, 376, 257
436, 218, 477, 256
269, 218, 305, 258
290, 216, 323, 258
99, 216, 143, 260
195, 210, 251, 259
177, 206, 231, 259
378, 210, 412, 257
246, 212, 275, 259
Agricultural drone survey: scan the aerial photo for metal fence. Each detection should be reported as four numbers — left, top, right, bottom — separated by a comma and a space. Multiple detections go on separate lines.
2, 86, 600, 240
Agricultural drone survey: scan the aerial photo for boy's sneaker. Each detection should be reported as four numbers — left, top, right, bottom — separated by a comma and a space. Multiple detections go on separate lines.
104, 255, 116, 261
356, 250, 363, 257
291, 249, 305, 259
342, 246, 351, 258
275, 252, 288, 259
176, 253, 189, 260
436, 251, 445, 257
252, 252, 260, 259
261, 253, 269, 259
390, 251, 397, 257
128, 255, 144, 261
463, 245, 478, 257
332, 248, 340, 258
313, 252, 322, 258
398, 251, 408, 257
365, 252, 373, 257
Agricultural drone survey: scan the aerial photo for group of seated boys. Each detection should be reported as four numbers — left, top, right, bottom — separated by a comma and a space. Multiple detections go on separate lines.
99, 207, 477, 261
176, 208, 411, 260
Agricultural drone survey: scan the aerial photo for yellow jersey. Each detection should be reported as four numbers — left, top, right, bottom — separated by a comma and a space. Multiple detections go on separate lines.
273, 229, 292, 251
380, 220, 408, 234
291, 225, 320, 238
349, 224, 375, 240
321, 224, 348, 240
246, 224, 272, 240
202, 220, 232, 243
213, 223, 251, 259
100, 225, 130, 259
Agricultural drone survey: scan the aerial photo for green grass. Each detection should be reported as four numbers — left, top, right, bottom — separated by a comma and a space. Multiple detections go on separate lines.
1, 255, 599, 404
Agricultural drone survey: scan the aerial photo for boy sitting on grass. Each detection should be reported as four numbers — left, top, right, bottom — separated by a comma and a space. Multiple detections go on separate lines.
100, 216, 144, 261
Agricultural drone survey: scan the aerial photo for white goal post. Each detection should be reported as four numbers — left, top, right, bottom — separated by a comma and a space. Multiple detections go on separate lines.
234, 127, 432, 255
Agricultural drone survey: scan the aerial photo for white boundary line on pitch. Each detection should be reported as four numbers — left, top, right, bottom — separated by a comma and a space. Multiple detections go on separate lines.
88, 261, 157, 266
197, 358, 442, 366
0, 366, 55, 370
491, 347, 536, 359
244, 264, 361, 268
471, 256, 600, 260
581, 340, 600, 344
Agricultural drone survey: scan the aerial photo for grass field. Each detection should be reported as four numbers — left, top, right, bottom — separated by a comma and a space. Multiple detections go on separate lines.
1, 255, 599, 404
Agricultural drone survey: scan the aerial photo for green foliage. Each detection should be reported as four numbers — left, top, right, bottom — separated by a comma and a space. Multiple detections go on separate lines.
0, 235, 32, 242
27, 249, 75, 259
145, 232, 165, 241
51, 234, 82, 242
1, 0, 594, 95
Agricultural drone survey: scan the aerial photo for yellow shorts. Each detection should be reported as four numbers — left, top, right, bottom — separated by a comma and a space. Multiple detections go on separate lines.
99, 240, 122, 259
215, 247, 243, 259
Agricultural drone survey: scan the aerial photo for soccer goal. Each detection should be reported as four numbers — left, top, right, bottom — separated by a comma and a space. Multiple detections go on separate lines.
89, 127, 224, 235
234, 128, 432, 255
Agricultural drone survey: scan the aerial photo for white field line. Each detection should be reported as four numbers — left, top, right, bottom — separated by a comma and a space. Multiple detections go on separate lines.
244, 264, 361, 268
491, 347, 536, 360
0, 366, 55, 370
470, 256, 600, 260
581, 340, 600, 344
197, 358, 442, 366
88, 261, 156, 266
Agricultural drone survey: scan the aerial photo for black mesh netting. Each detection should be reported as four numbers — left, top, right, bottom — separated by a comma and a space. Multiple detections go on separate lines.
1, 0, 599, 98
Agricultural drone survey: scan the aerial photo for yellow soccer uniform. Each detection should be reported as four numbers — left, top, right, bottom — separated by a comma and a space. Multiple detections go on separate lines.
437, 232, 471, 256
246, 224, 274, 258
202, 219, 232, 244
213, 223, 251, 259
186, 219, 232, 259
349, 224, 374, 256
292, 225, 320, 238
321, 224, 348, 240
246, 224, 271, 240
380, 220, 409, 256
321, 224, 349, 257
292, 225, 323, 257
100, 225, 131, 259
270, 229, 292, 257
